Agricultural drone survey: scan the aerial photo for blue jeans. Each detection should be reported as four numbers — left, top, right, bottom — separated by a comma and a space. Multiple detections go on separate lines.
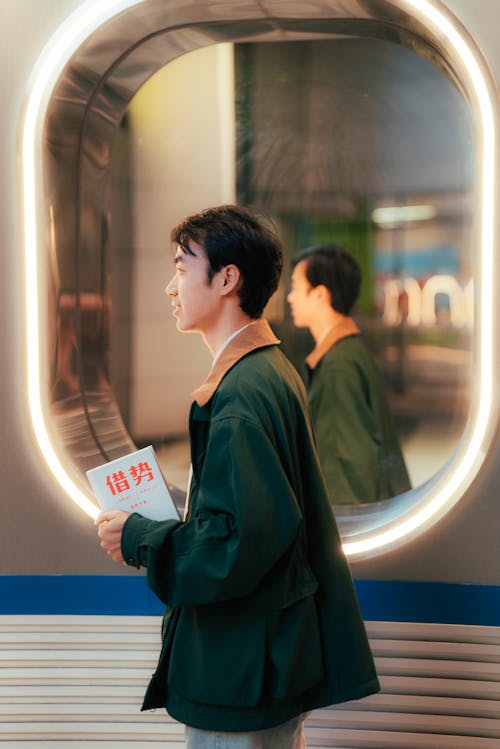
185, 714, 307, 749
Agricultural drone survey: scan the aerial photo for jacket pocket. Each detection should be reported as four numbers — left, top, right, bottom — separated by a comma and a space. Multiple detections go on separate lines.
169, 604, 266, 708
266, 594, 324, 700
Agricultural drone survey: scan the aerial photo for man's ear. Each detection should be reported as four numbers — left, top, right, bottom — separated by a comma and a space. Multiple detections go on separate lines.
219, 264, 241, 296
315, 284, 332, 306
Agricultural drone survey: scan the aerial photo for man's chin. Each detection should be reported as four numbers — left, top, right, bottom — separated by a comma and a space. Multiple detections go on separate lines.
176, 320, 196, 334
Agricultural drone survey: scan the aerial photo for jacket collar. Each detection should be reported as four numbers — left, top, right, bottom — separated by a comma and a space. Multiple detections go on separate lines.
306, 316, 360, 370
192, 318, 280, 406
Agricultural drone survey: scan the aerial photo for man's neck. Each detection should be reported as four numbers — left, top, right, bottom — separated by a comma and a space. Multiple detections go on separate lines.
309, 308, 346, 343
203, 308, 255, 357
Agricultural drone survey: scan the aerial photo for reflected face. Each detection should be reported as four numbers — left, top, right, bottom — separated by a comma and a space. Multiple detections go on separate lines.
165, 241, 221, 335
287, 260, 316, 328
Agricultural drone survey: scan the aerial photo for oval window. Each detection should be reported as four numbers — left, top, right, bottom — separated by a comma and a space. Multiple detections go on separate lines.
23, 0, 498, 558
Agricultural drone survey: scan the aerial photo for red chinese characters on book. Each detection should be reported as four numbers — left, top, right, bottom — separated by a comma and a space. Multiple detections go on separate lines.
105, 461, 155, 495
104, 461, 158, 511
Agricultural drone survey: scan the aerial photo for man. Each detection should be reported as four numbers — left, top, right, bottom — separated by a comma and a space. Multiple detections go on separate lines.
287, 242, 411, 506
96, 207, 379, 748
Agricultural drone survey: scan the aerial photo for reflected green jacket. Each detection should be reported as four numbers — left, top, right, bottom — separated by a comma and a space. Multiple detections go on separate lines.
306, 320, 411, 505
121, 319, 379, 732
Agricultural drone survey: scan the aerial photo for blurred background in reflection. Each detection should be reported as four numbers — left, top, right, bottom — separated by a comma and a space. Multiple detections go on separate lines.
104, 38, 473, 499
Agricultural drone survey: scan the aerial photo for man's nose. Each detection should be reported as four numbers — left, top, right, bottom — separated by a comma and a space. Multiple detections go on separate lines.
165, 276, 177, 296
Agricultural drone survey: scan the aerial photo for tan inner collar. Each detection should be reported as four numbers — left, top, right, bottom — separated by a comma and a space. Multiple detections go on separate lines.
305, 316, 360, 370
192, 319, 280, 406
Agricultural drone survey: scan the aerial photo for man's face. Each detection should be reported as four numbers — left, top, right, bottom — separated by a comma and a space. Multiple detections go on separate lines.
287, 260, 317, 328
165, 240, 222, 335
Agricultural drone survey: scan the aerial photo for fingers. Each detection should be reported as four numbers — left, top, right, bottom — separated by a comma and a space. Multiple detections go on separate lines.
97, 519, 122, 544
94, 509, 122, 526
103, 545, 124, 564
98, 531, 124, 563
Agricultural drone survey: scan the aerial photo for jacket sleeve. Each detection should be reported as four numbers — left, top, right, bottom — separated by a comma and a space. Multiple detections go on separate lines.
121, 416, 303, 607
310, 361, 381, 503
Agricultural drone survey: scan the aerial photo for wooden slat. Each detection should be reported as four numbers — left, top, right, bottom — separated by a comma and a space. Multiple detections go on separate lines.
0, 745, 185, 749
0, 684, 145, 700
0, 667, 152, 683
374, 656, 500, 680
0, 632, 160, 647
0, 722, 182, 738
0, 615, 160, 628
304, 727, 500, 748
0, 745, 184, 749
379, 674, 500, 699
309, 709, 500, 738
366, 621, 500, 645
371, 639, 500, 662
0, 649, 157, 665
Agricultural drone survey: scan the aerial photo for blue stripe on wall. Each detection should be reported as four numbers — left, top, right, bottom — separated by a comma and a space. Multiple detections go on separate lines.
0, 575, 498, 625
354, 579, 500, 626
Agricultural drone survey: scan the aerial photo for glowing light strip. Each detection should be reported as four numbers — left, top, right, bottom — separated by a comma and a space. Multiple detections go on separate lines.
343, 0, 496, 558
216, 43, 237, 202
22, 0, 144, 520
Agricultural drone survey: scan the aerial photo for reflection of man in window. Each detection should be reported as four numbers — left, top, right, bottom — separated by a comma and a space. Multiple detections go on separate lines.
288, 243, 411, 505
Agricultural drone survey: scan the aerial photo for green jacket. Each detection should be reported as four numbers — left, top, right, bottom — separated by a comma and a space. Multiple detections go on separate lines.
307, 331, 411, 505
121, 320, 379, 731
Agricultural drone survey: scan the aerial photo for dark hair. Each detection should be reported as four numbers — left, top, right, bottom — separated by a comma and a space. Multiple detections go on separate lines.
292, 243, 361, 315
170, 205, 283, 319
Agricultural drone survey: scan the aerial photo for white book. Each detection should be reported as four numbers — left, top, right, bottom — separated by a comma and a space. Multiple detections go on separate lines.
86, 445, 181, 521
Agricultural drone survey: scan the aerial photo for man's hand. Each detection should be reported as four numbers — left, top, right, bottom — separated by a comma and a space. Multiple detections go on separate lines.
95, 510, 131, 564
